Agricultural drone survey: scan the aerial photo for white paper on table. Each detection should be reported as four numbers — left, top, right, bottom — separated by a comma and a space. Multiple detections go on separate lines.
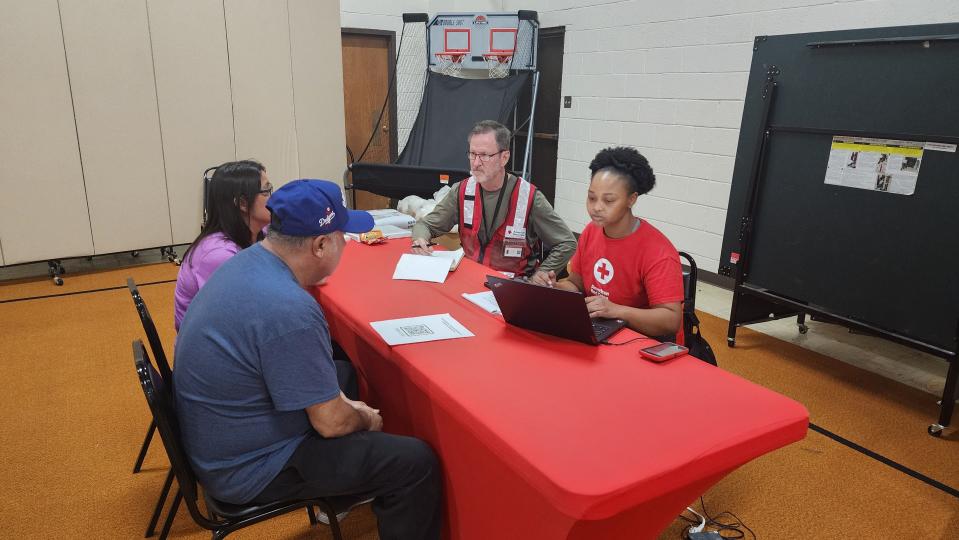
462, 291, 501, 315
370, 313, 474, 345
431, 248, 465, 270
393, 253, 453, 283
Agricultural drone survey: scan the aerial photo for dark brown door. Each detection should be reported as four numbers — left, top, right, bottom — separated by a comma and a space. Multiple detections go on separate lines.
512, 26, 564, 205
341, 30, 397, 210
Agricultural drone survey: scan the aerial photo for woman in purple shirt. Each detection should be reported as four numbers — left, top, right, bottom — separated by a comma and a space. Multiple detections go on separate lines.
174, 160, 272, 329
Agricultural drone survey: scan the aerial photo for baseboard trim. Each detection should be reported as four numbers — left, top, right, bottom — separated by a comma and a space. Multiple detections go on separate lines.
697, 268, 735, 290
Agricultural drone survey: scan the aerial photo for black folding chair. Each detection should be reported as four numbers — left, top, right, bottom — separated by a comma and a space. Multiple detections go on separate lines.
133, 339, 369, 540
127, 278, 178, 536
128, 277, 173, 473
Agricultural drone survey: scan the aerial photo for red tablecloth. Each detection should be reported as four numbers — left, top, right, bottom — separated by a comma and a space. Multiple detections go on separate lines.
311, 239, 808, 539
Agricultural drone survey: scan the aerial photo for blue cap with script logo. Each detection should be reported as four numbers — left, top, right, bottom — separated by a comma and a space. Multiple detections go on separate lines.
266, 179, 374, 236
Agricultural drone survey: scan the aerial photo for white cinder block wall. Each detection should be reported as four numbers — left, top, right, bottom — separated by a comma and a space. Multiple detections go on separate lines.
344, 0, 959, 272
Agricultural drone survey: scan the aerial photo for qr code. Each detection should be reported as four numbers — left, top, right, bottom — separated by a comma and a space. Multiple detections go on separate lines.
399, 324, 434, 337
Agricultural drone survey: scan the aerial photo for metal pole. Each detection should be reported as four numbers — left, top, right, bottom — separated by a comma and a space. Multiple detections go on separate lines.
512, 105, 518, 173
522, 71, 540, 180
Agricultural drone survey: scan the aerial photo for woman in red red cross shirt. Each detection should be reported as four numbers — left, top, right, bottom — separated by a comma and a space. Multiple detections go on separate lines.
530, 146, 685, 343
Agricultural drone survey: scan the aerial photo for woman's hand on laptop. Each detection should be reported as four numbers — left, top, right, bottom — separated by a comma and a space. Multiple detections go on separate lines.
585, 295, 621, 319
529, 270, 556, 287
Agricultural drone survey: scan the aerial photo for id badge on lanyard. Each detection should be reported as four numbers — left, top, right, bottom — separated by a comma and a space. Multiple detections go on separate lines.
503, 225, 526, 258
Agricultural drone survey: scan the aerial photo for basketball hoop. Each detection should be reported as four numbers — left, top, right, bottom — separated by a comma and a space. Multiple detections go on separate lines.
483, 53, 513, 78
434, 52, 465, 77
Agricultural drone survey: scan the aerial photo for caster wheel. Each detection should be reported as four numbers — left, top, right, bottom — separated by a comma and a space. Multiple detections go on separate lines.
172, 258, 181, 266
727, 338, 736, 348
798, 324, 808, 334
928, 424, 944, 437
53, 277, 64, 286
131, 250, 140, 257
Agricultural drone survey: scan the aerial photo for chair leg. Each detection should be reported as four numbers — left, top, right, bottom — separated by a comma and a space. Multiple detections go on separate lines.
328, 513, 344, 540
316, 500, 344, 540
306, 505, 318, 525
145, 469, 175, 537
158, 489, 182, 540
133, 420, 157, 473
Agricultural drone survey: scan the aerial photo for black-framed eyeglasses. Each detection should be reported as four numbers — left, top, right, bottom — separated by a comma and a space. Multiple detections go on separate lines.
258, 183, 273, 196
467, 150, 505, 163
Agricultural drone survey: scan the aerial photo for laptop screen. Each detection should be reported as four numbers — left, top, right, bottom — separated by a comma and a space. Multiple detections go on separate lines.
486, 275, 625, 345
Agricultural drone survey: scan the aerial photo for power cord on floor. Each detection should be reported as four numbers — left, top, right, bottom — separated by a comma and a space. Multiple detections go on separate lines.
677, 497, 756, 539
685, 506, 706, 533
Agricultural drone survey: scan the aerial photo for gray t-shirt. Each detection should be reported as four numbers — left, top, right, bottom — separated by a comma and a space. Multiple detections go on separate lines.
174, 243, 340, 504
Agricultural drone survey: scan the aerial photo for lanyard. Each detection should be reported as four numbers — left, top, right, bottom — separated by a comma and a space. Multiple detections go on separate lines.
480, 174, 509, 244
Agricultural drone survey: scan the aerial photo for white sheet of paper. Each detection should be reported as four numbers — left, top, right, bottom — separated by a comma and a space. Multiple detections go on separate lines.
393, 253, 453, 283
370, 313, 474, 345
432, 248, 465, 270
462, 291, 501, 315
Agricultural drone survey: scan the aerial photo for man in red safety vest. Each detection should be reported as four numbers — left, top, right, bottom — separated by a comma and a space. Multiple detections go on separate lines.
411, 120, 576, 277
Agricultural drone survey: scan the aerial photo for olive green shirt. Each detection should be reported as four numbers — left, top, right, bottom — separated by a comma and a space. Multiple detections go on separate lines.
411, 175, 577, 275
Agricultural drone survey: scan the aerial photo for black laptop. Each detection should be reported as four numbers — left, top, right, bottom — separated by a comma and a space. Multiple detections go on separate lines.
486, 275, 627, 345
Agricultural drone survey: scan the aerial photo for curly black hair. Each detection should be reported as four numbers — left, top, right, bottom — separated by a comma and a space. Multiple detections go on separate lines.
588, 146, 655, 195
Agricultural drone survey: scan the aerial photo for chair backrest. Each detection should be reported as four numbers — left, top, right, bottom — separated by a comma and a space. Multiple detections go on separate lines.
127, 278, 173, 383
133, 339, 218, 529
678, 251, 698, 313
675, 252, 717, 366
202, 165, 218, 230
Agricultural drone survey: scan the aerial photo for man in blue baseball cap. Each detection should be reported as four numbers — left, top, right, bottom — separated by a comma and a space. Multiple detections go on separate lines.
175, 179, 441, 540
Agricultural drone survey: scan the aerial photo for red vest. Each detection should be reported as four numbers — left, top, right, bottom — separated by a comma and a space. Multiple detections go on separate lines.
458, 176, 537, 275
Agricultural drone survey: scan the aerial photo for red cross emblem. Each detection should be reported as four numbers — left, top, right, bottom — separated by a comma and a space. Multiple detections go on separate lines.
593, 258, 614, 285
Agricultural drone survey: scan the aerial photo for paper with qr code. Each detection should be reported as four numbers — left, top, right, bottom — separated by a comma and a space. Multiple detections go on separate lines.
370, 313, 474, 345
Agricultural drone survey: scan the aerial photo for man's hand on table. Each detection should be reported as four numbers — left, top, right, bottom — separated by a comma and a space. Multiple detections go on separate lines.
410, 237, 435, 256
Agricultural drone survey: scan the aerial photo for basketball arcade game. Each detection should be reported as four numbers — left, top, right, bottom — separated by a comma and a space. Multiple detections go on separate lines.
347, 11, 540, 201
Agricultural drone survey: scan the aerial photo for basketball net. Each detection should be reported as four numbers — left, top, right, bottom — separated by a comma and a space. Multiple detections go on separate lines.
483, 53, 512, 78
434, 53, 464, 77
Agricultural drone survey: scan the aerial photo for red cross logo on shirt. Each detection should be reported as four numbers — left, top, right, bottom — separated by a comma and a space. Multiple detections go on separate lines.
593, 258, 614, 285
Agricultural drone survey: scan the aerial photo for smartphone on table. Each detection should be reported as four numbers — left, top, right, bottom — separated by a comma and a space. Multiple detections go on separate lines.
639, 342, 688, 362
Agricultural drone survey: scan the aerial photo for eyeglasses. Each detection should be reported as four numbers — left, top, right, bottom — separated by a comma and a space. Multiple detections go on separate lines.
467, 150, 505, 163
258, 183, 273, 196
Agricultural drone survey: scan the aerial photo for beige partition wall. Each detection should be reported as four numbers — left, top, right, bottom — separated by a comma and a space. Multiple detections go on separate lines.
224, 0, 300, 186
147, 0, 237, 244
60, 0, 172, 254
0, 0, 92, 265
289, 0, 348, 183
0, 0, 347, 267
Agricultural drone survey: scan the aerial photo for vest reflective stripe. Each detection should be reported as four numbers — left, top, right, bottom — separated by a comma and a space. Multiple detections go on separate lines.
462, 177, 477, 228
510, 179, 532, 233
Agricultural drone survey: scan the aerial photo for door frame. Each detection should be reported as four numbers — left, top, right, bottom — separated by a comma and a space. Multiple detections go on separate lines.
341, 28, 399, 162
